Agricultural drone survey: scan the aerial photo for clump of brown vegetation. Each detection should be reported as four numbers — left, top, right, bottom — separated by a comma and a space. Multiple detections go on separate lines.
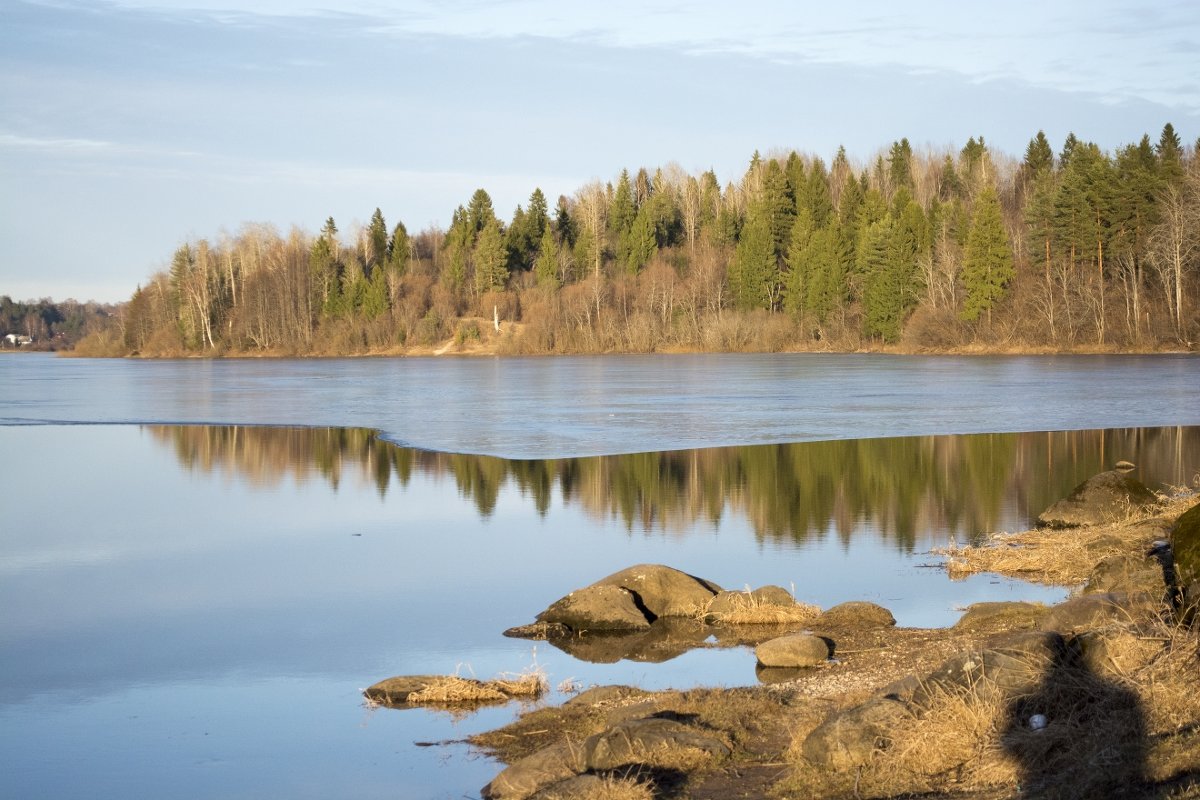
702, 589, 822, 626
937, 493, 1195, 585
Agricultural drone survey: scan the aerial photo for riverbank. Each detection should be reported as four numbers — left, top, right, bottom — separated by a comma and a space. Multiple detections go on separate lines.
469, 492, 1200, 799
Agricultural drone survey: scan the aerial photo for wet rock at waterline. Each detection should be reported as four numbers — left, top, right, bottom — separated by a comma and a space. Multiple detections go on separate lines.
535, 584, 653, 633
1036, 469, 1158, 528
524, 564, 722, 636
754, 633, 832, 667
481, 739, 585, 800
361, 675, 444, 705
812, 600, 896, 630
587, 563, 724, 618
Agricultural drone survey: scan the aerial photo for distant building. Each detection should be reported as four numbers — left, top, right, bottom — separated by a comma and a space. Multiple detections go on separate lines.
4, 333, 33, 346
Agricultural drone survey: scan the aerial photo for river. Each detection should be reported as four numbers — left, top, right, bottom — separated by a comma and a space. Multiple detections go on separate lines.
0, 352, 1196, 798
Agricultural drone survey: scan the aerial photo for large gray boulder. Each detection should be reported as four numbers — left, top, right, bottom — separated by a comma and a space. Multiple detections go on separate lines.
1037, 469, 1158, 528
535, 584, 651, 633
589, 563, 723, 618
754, 633, 831, 667
525, 564, 723, 636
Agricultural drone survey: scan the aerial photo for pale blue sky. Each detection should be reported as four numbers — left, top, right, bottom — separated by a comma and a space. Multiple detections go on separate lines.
2, 0, 1197, 303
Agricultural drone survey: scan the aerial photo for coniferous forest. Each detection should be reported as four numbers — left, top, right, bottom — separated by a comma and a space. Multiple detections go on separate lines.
85, 127, 1200, 356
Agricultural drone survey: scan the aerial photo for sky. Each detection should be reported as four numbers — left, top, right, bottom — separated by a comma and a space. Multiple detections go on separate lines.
1, 0, 1198, 304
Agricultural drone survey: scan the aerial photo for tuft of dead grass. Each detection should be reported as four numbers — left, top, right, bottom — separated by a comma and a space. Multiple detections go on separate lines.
537, 774, 655, 800
703, 590, 821, 626
401, 667, 548, 708
936, 493, 1198, 586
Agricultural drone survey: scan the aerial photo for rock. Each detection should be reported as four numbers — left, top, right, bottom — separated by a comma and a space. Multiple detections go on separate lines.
562, 685, 651, 708
481, 740, 586, 800
801, 696, 913, 769
582, 717, 730, 771
362, 675, 441, 705
1083, 553, 1164, 595
1115, 460, 1136, 471
754, 633, 832, 667
914, 632, 1067, 705
535, 584, 651, 633
1171, 502, 1200, 586
1039, 592, 1149, 632
1037, 469, 1158, 528
503, 622, 573, 640
813, 601, 896, 630
706, 585, 795, 616
952, 601, 1049, 633
590, 563, 722, 618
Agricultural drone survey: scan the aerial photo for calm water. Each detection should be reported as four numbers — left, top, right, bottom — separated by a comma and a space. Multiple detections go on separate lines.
2, 352, 1197, 457
1, 353, 1197, 799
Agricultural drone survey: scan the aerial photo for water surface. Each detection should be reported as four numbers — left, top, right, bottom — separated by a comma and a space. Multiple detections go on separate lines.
3, 352, 1197, 457
3, 422, 1196, 799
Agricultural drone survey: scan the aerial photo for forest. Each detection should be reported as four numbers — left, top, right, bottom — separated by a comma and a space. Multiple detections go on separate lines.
81, 125, 1200, 356
1, 296, 118, 351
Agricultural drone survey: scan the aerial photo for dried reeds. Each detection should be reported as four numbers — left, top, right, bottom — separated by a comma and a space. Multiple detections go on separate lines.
384, 667, 548, 708
703, 590, 821, 626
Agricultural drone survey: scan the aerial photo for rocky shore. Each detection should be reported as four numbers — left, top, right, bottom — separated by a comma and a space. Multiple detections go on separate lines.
372, 469, 1200, 799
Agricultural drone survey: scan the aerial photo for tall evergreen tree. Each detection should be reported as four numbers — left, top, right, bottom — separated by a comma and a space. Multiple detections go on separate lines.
729, 211, 777, 310
365, 208, 388, 273
386, 221, 410, 275
961, 187, 1015, 324
534, 226, 561, 289
473, 217, 508, 293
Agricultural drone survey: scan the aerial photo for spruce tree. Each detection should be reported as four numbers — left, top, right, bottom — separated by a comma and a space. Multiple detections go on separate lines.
387, 221, 410, 275
960, 187, 1015, 324
730, 211, 777, 310
534, 226, 560, 289
473, 217, 508, 294
366, 208, 388, 271
625, 206, 657, 274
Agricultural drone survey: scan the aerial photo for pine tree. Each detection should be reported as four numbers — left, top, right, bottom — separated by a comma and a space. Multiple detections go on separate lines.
365, 208, 388, 272
625, 206, 657, 274
729, 211, 777, 310
1157, 123, 1183, 184
1022, 131, 1055, 177
888, 138, 913, 193
960, 187, 1015, 324
610, 169, 636, 240
534, 226, 560, 289
473, 217, 508, 294
386, 221, 410, 275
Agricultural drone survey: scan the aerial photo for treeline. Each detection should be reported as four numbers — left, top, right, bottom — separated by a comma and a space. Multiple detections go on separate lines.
1, 295, 118, 351
147, 424, 1199, 550
92, 126, 1199, 356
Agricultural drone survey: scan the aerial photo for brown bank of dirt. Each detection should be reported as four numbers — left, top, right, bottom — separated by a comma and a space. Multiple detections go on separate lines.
469, 494, 1200, 800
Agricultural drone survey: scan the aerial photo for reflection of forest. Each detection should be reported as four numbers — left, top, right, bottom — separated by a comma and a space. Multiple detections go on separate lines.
146, 425, 1199, 550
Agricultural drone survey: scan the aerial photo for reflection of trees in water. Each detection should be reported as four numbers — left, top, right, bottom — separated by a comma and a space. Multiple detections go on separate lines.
145, 425, 1199, 549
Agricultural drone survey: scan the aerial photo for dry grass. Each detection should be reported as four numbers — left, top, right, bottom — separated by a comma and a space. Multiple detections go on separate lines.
703, 590, 822, 626
779, 613, 1200, 799
936, 494, 1197, 585
538, 774, 655, 800
405, 667, 548, 707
